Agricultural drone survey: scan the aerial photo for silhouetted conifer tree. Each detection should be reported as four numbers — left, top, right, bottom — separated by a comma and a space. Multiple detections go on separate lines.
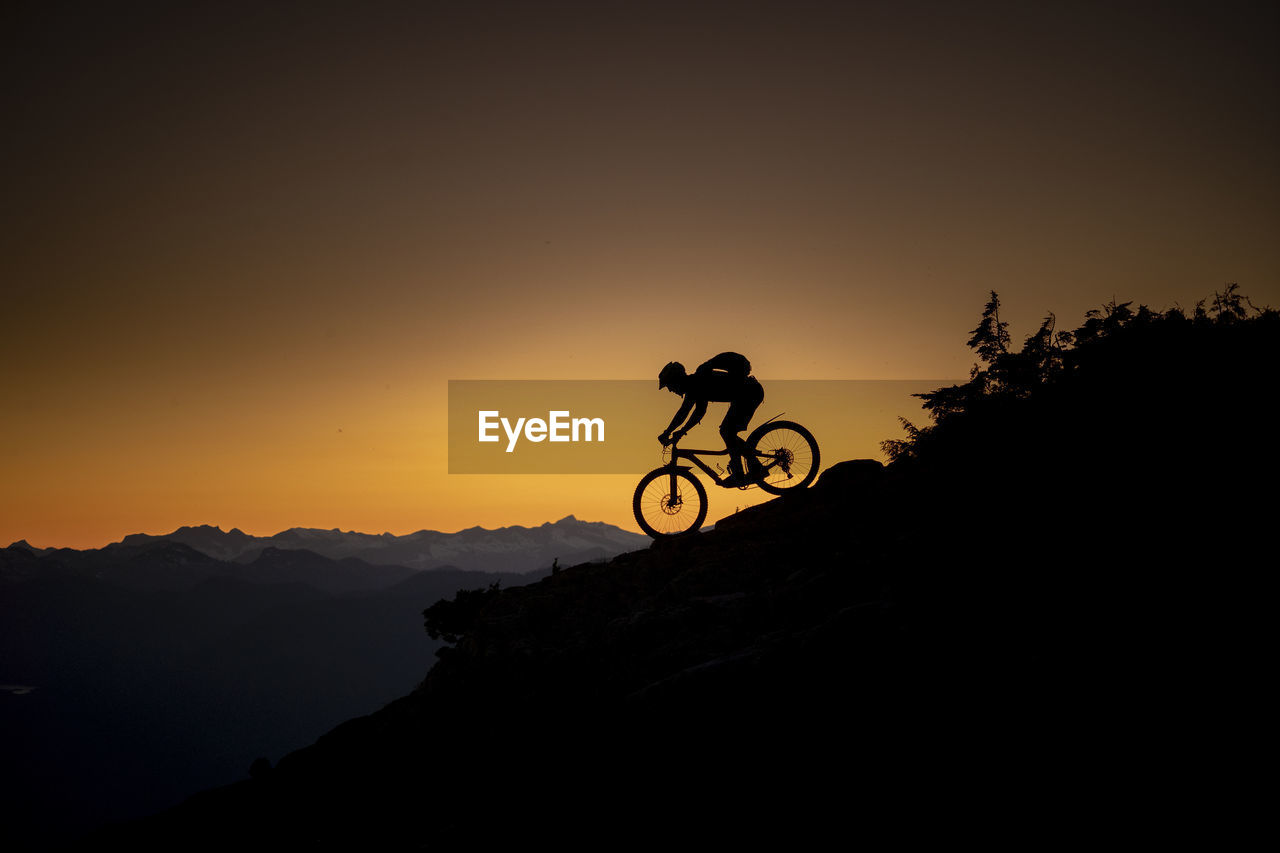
967, 290, 1011, 386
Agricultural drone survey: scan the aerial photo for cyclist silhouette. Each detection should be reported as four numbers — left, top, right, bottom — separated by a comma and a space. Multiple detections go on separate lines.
658, 352, 765, 488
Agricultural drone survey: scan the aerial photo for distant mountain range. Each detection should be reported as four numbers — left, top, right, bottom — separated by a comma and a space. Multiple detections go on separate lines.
0, 515, 651, 846
7, 516, 650, 586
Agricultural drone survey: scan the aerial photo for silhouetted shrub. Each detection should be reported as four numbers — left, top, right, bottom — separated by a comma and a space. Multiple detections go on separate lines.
422, 582, 502, 643
883, 283, 1274, 464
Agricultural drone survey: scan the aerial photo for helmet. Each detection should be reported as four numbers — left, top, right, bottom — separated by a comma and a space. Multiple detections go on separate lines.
658, 361, 686, 390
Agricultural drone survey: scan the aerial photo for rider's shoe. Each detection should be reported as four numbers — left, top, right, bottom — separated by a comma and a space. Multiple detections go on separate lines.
720, 472, 749, 488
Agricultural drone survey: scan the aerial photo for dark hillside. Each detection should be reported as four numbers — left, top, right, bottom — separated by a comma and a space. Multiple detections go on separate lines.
92, 292, 1276, 847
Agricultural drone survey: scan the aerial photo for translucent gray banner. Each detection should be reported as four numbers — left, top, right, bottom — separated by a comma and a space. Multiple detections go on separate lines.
448, 379, 954, 474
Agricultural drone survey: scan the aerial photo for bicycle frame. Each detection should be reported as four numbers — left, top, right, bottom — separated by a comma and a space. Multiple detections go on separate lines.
661, 412, 791, 489
666, 445, 733, 487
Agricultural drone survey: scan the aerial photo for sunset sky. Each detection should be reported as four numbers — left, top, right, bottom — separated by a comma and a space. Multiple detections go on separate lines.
3, 1, 1277, 549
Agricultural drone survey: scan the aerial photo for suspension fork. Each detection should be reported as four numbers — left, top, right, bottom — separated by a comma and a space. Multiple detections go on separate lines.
666, 454, 684, 506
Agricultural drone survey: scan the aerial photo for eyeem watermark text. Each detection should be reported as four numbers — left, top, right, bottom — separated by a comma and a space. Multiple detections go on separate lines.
478, 410, 605, 453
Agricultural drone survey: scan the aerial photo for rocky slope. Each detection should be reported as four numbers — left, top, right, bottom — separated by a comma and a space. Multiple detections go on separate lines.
92, 447, 1269, 847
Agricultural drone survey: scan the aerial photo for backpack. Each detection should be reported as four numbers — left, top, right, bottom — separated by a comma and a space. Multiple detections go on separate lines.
700, 352, 752, 381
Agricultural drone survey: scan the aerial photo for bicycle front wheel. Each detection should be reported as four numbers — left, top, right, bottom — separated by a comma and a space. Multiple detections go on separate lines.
748, 420, 820, 495
633, 467, 708, 538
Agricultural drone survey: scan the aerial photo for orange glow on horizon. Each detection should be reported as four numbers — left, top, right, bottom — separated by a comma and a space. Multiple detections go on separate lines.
3, 3, 1276, 550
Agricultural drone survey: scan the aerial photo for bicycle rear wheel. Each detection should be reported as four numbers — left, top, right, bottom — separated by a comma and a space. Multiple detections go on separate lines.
633, 467, 708, 538
747, 420, 820, 495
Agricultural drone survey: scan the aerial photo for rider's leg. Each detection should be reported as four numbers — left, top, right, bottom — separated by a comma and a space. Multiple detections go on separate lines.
720, 379, 765, 483
720, 425, 748, 477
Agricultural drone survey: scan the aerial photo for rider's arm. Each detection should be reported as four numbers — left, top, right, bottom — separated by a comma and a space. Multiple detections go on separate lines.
680, 400, 708, 433
664, 397, 694, 435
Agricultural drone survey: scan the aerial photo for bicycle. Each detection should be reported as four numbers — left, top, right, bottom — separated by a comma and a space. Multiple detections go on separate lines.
632, 414, 820, 539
